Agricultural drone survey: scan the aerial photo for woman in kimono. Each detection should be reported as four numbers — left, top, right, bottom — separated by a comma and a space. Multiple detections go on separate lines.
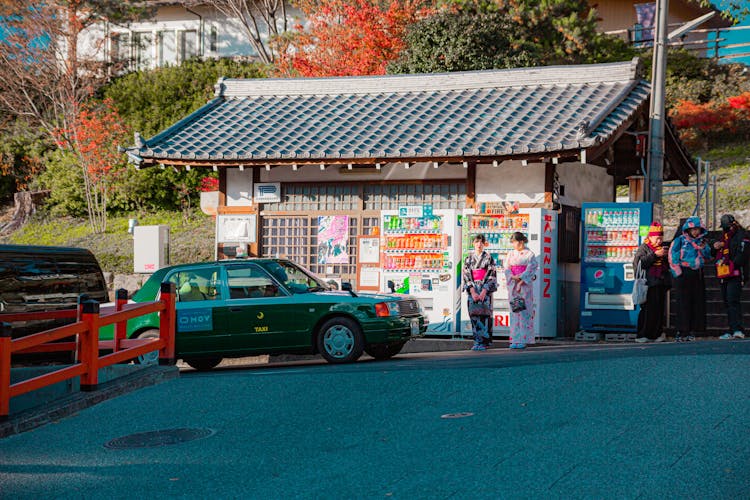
504, 232, 538, 349
462, 234, 498, 351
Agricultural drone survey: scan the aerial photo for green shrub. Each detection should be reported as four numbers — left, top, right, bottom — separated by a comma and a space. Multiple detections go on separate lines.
32, 150, 88, 217
100, 58, 270, 138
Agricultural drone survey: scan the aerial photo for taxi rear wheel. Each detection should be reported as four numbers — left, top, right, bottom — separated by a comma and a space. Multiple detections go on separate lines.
184, 357, 222, 371
317, 317, 364, 364
134, 329, 160, 365
364, 341, 406, 360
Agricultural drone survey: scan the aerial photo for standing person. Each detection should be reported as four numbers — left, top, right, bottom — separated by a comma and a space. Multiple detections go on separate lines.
713, 214, 750, 339
462, 234, 498, 351
634, 222, 671, 343
504, 232, 538, 349
669, 216, 712, 341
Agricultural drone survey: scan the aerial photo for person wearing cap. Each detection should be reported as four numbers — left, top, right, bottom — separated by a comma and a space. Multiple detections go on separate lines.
668, 216, 712, 341
712, 214, 750, 339
633, 222, 671, 343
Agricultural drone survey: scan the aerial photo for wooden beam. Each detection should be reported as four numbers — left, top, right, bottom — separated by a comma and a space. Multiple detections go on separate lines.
218, 166, 227, 208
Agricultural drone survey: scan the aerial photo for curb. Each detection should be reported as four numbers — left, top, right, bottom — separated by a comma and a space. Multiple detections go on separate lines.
1, 364, 179, 439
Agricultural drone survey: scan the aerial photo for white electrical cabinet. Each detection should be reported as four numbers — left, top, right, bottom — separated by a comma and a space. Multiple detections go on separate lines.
133, 225, 170, 273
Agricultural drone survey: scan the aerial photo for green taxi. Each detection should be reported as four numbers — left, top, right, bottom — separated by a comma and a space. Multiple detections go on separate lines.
101, 259, 427, 370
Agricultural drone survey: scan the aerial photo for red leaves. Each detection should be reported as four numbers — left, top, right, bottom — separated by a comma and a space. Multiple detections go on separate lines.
672, 92, 750, 148
200, 177, 219, 192
727, 92, 750, 112
54, 99, 130, 182
279, 0, 433, 77
672, 100, 733, 132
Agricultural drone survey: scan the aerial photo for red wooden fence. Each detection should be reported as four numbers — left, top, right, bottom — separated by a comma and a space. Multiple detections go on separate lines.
0, 282, 176, 419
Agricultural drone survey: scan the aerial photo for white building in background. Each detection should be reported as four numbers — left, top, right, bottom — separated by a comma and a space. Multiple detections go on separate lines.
79, 1, 301, 72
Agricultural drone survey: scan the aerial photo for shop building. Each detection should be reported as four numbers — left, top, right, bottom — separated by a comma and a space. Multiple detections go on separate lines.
125, 57, 694, 337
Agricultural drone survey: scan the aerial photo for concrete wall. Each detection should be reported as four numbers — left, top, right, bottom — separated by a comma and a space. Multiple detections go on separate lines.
475, 161, 547, 203
557, 161, 615, 207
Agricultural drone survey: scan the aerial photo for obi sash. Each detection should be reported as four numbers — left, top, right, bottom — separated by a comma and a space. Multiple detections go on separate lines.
510, 265, 527, 276
471, 269, 487, 281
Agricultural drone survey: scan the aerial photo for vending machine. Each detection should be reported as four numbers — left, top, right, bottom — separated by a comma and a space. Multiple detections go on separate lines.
380, 206, 462, 335
579, 202, 653, 332
459, 204, 558, 338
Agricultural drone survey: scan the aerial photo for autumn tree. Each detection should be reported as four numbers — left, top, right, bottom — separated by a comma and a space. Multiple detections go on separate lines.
54, 99, 130, 232
279, 0, 434, 77
0, 1, 147, 230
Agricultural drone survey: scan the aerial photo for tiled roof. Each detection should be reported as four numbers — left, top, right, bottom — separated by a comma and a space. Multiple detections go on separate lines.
128, 59, 652, 165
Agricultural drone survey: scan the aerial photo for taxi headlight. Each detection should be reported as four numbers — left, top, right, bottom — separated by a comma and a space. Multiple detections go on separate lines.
375, 301, 399, 317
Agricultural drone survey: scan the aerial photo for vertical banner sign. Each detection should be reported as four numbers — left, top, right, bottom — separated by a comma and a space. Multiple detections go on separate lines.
542, 213, 554, 298
318, 215, 349, 264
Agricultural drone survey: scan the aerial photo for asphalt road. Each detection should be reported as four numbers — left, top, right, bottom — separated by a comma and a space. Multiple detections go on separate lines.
1, 340, 749, 499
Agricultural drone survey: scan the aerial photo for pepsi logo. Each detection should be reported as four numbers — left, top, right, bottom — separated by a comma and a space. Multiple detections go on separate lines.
593, 270, 604, 280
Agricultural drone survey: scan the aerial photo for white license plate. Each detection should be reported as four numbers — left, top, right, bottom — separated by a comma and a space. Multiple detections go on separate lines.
410, 318, 420, 336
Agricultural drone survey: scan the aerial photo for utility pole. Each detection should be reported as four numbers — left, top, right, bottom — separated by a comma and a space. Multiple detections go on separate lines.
647, 3, 716, 206
646, 0, 669, 205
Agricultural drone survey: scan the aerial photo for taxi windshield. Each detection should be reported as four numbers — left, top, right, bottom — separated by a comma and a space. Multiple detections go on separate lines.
264, 261, 329, 294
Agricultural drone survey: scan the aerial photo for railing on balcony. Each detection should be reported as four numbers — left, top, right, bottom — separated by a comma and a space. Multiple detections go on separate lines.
605, 24, 750, 61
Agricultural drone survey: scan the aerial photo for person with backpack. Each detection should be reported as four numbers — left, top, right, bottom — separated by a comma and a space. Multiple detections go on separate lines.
668, 216, 712, 341
633, 222, 671, 343
713, 214, 750, 340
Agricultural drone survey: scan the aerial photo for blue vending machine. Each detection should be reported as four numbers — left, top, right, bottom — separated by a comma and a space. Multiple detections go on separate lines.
579, 202, 653, 332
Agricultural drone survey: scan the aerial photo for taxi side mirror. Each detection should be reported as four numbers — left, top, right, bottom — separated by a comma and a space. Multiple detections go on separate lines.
342, 282, 357, 297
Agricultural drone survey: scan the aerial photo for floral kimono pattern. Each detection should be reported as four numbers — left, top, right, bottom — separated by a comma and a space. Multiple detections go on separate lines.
504, 249, 538, 344
462, 251, 498, 346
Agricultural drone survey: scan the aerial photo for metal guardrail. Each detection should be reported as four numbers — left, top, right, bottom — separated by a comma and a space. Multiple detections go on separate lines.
663, 158, 717, 229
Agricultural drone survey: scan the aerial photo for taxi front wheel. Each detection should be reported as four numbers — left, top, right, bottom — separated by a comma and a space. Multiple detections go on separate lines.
317, 317, 364, 364
184, 357, 222, 371
365, 341, 406, 360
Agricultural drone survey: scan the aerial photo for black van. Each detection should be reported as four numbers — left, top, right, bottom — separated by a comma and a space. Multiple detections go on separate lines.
0, 244, 108, 340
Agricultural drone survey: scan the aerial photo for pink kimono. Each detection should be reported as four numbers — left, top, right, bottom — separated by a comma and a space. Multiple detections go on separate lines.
503, 249, 538, 344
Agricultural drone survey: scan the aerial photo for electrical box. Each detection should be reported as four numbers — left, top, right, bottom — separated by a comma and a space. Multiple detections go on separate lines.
134, 225, 170, 273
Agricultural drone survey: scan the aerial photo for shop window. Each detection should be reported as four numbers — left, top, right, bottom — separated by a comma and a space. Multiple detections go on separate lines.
558, 204, 581, 263
261, 216, 372, 285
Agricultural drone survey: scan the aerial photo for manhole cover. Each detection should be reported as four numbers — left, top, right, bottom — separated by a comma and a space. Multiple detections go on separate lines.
104, 428, 215, 449
441, 412, 474, 419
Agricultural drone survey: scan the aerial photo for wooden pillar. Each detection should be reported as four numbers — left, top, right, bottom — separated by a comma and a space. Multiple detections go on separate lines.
250, 166, 261, 257
627, 175, 645, 202
544, 161, 555, 205
466, 161, 476, 209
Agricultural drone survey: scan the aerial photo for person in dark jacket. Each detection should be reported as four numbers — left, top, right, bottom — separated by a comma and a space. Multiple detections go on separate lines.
669, 216, 712, 341
634, 222, 671, 343
713, 214, 750, 339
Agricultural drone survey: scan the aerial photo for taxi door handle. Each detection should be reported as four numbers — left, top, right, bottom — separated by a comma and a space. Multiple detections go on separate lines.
229, 307, 243, 312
